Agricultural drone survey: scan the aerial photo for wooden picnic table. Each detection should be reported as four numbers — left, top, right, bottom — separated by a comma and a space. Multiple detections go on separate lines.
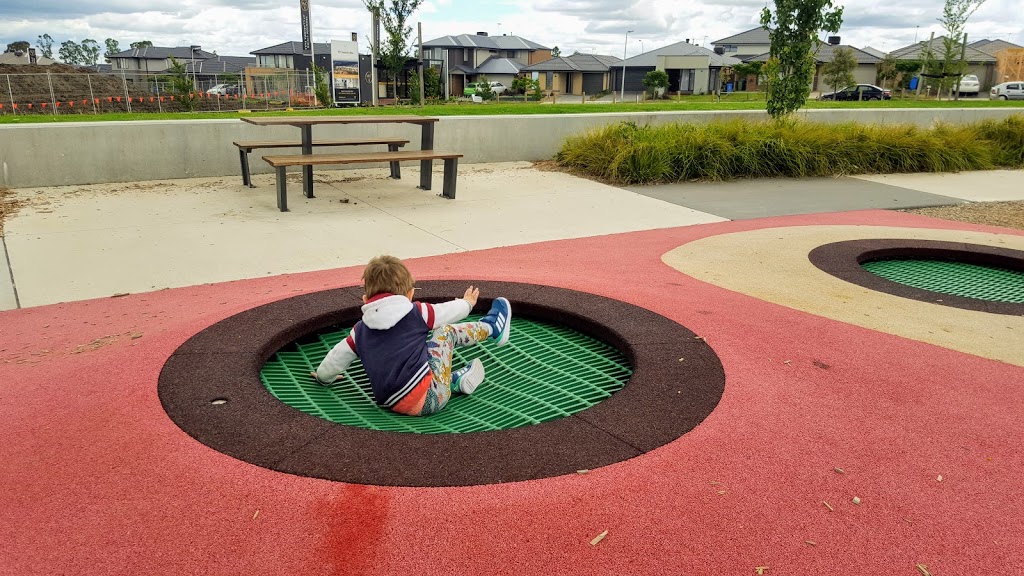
240, 115, 440, 198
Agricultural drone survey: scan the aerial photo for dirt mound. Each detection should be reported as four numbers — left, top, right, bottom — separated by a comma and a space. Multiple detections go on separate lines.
0, 63, 85, 75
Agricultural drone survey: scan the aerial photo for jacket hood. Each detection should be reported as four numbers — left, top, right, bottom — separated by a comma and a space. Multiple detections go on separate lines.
361, 294, 414, 330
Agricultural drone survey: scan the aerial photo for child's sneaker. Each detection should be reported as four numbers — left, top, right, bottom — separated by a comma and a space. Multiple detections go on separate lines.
453, 358, 485, 394
479, 297, 512, 347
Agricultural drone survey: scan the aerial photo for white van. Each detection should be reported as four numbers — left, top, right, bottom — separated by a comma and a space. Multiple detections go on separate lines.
990, 82, 1024, 100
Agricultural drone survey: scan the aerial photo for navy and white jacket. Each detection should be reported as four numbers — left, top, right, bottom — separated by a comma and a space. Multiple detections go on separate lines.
314, 294, 472, 408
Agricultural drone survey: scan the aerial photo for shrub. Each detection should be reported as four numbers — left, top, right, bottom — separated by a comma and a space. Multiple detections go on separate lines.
556, 115, 1024, 184
642, 70, 669, 99
476, 75, 494, 100
312, 65, 332, 108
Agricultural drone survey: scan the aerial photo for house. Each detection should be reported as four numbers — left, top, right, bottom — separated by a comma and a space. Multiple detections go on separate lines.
711, 27, 772, 59
522, 53, 622, 95
107, 45, 217, 81
888, 36, 998, 89
249, 41, 330, 72
860, 46, 886, 59
423, 32, 551, 96
745, 39, 880, 92
0, 49, 55, 66
185, 56, 256, 91
969, 39, 1024, 56
613, 40, 741, 95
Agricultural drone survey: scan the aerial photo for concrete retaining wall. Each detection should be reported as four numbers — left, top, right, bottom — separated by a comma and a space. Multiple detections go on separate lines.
1, 107, 1022, 188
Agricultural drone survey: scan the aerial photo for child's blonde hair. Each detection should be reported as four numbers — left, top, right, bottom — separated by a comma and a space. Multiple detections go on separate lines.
362, 255, 415, 297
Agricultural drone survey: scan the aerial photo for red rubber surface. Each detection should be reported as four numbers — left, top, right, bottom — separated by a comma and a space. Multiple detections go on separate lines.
2, 209, 1022, 575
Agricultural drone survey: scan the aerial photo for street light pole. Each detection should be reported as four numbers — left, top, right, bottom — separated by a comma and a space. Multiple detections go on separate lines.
620, 29, 633, 101
638, 39, 644, 53
190, 45, 200, 91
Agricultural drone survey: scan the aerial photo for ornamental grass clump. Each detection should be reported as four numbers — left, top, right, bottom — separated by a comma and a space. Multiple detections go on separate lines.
555, 115, 1024, 185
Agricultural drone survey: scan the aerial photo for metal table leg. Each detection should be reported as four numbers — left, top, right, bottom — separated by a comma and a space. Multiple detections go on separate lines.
301, 125, 314, 198
418, 122, 434, 190
276, 166, 289, 212
239, 148, 254, 187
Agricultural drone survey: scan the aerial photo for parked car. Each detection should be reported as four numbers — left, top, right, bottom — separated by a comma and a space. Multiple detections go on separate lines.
990, 81, 1024, 100
207, 84, 239, 95
957, 74, 980, 96
820, 84, 892, 101
464, 81, 508, 96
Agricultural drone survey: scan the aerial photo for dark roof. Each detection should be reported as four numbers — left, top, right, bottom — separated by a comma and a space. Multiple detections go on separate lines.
108, 46, 217, 60
712, 27, 772, 46
969, 39, 1024, 55
186, 56, 255, 74
889, 37, 996, 62
621, 41, 741, 67
450, 64, 476, 74
521, 53, 622, 72
813, 43, 881, 64
747, 43, 881, 64
423, 34, 548, 50
476, 57, 524, 75
250, 41, 332, 55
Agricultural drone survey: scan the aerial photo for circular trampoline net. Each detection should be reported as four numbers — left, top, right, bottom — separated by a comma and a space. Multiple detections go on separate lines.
260, 315, 633, 434
861, 258, 1024, 303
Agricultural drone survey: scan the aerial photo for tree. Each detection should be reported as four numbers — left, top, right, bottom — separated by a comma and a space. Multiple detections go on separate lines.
167, 57, 198, 111
5, 41, 30, 53
364, 0, 423, 100
130, 40, 153, 50
821, 46, 857, 96
760, 0, 844, 117
37, 34, 54, 59
59, 40, 84, 64
937, 0, 986, 97
409, 66, 443, 104
476, 75, 494, 100
312, 65, 333, 107
551, 46, 562, 57
80, 39, 101, 65
732, 61, 763, 89
104, 38, 121, 61
642, 69, 669, 97
877, 54, 898, 89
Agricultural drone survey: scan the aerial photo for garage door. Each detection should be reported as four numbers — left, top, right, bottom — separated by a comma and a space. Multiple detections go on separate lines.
611, 67, 654, 93
582, 73, 604, 94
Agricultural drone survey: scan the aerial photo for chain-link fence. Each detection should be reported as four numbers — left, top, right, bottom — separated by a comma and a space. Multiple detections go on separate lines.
0, 69, 324, 116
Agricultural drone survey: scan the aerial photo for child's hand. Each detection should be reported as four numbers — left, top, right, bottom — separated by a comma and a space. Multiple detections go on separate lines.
310, 371, 343, 384
463, 286, 480, 307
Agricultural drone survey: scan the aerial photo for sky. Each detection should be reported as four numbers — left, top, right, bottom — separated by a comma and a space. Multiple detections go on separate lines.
2, 0, 1023, 61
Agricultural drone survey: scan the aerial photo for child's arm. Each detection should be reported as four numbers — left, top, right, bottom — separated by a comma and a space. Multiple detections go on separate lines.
415, 286, 478, 329
311, 331, 358, 386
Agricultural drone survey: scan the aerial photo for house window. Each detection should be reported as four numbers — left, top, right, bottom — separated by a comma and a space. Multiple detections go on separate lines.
464, 48, 471, 62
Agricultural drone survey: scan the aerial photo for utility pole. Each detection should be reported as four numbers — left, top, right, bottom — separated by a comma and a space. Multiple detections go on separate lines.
915, 32, 934, 99
620, 29, 633, 101
371, 7, 380, 105
954, 33, 968, 101
418, 22, 425, 107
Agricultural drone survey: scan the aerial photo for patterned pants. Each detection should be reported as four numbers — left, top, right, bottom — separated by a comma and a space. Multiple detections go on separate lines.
419, 322, 491, 415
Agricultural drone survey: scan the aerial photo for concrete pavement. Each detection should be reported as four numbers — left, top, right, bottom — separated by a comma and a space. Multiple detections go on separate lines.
2, 163, 1023, 311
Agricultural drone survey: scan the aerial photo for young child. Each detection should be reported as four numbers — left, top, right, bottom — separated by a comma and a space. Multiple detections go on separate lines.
311, 255, 512, 416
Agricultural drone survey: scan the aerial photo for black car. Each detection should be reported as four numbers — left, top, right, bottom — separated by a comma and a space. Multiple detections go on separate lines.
820, 84, 892, 101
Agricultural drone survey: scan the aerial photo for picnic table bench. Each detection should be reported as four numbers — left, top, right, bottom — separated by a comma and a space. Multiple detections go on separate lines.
233, 138, 409, 187
262, 149, 463, 211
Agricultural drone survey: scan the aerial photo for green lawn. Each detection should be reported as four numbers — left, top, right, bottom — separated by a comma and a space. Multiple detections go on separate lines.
2, 95, 1022, 124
